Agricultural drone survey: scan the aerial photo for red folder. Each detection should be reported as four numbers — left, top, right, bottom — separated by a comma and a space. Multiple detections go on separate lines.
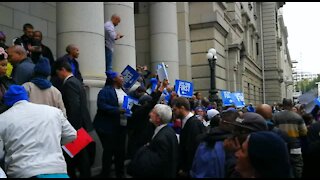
62, 128, 94, 158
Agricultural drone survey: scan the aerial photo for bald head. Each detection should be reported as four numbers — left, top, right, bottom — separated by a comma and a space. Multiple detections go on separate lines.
256, 104, 273, 120
66, 44, 79, 58
7, 45, 27, 63
111, 14, 121, 26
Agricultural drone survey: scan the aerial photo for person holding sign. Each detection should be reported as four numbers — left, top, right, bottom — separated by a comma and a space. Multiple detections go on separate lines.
127, 78, 168, 159
93, 71, 127, 178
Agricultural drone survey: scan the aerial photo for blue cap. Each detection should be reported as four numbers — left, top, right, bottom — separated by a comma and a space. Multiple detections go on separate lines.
34, 57, 51, 76
4, 85, 29, 106
105, 71, 118, 80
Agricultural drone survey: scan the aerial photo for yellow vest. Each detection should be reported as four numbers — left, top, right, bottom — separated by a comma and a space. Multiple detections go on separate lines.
6, 62, 13, 77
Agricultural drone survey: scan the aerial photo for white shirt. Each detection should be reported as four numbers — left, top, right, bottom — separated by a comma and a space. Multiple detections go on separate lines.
115, 88, 127, 126
63, 74, 73, 85
0, 167, 6, 178
0, 100, 76, 178
152, 124, 167, 139
104, 21, 117, 51
182, 112, 194, 129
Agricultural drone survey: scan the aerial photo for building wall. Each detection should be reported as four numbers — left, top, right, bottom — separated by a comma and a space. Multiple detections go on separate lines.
260, 2, 283, 105
0, 1, 291, 105
0, 2, 57, 59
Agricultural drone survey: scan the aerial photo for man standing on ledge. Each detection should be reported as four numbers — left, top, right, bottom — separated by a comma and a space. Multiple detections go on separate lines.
104, 14, 124, 71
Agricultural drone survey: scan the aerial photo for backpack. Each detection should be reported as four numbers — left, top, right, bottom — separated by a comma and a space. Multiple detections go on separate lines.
190, 141, 225, 178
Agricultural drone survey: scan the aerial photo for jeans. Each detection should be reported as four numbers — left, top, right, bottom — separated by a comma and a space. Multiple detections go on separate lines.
290, 154, 303, 178
105, 46, 113, 71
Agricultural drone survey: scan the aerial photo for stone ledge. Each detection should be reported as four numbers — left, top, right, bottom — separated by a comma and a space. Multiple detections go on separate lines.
230, 19, 244, 33
189, 10, 229, 37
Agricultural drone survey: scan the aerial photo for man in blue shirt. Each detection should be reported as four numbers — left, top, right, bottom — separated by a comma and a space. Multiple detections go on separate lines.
51, 44, 83, 90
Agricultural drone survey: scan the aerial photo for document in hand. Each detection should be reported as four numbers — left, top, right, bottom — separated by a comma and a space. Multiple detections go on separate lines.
157, 62, 169, 83
62, 128, 94, 158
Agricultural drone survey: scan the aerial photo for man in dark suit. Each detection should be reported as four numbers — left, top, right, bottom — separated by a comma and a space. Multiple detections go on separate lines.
51, 44, 83, 91
55, 60, 93, 178
172, 97, 205, 178
127, 104, 179, 178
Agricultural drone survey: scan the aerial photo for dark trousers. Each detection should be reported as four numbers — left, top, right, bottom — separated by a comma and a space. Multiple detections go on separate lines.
105, 46, 113, 71
64, 148, 91, 178
97, 128, 127, 178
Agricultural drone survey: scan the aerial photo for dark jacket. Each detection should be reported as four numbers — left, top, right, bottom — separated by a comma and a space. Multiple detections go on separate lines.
302, 121, 320, 177
12, 57, 35, 85
51, 55, 83, 91
179, 115, 205, 175
61, 76, 93, 131
128, 125, 179, 178
127, 91, 162, 157
41, 44, 55, 68
93, 85, 124, 134
0, 76, 15, 113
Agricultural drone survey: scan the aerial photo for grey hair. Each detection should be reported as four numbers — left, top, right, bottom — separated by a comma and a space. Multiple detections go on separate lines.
65, 44, 77, 53
154, 104, 172, 124
11, 45, 27, 57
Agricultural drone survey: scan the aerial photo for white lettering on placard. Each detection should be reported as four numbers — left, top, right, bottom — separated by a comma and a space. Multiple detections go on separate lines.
123, 69, 134, 83
179, 82, 191, 94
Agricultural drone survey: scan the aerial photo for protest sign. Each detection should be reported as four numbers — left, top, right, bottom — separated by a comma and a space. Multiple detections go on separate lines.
121, 65, 140, 90
175, 80, 194, 98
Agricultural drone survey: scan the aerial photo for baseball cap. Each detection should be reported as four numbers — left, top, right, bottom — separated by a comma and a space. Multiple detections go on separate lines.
222, 112, 268, 132
207, 109, 220, 119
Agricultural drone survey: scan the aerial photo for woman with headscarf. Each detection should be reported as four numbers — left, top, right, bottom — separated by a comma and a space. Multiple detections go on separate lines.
0, 47, 15, 114
93, 71, 127, 178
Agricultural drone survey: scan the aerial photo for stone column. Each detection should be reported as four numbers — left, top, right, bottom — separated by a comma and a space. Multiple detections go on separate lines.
150, 2, 179, 84
104, 2, 136, 73
57, 2, 105, 175
177, 2, 192, 81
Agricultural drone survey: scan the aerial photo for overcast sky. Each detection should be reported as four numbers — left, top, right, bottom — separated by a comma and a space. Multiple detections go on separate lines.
282, 2, 319, 74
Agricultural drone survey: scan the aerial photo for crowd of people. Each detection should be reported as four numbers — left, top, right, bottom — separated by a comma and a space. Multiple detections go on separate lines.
0, 18, 320, 178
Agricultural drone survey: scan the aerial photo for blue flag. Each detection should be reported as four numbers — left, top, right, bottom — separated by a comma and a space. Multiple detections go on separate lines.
220, 90, 233, 107
175, 80, 194, 98
121, 65, 140, 90
122, 96, 139, 117
231, 92, 246, 108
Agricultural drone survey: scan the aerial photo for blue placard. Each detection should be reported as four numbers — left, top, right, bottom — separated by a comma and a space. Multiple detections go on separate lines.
175, 80, 194, 98
121, 65, 140, 90
220, 90, 234, 107
231, 92, 246, 108
314, 97, 320, 106
122, 96, 139, 117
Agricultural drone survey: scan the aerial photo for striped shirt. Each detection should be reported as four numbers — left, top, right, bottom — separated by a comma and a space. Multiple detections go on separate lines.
273, 110, 307, 138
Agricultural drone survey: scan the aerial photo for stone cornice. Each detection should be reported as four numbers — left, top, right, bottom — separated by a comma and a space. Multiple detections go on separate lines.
217, 2, 227, 11
189, 10, 229, 37
230, 19, 244, 33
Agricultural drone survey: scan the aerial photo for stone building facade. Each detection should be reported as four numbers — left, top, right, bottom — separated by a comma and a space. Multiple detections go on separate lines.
0, 2, 292, 174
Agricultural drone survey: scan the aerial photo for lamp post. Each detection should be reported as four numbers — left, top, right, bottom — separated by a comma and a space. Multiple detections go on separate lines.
206, 48, 221, 107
